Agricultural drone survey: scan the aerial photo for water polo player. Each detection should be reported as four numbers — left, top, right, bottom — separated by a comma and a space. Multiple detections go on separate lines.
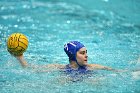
14, 41, 115, 72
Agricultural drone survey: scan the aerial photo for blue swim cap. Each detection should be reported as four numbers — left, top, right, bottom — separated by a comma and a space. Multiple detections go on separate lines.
64, 41, 85, 61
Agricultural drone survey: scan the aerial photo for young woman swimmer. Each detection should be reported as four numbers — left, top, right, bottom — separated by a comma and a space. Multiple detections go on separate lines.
14, 41, 117, 72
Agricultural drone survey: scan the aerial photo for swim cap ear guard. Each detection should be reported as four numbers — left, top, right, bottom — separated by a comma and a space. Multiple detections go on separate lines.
64, 41, 85, 62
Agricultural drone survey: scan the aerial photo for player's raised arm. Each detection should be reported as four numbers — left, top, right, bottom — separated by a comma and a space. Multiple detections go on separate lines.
16, 54, 28, 67
7, 33, 29, 67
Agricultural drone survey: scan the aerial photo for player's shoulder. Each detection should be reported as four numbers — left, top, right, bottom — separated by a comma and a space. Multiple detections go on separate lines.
87, 64, 105, 69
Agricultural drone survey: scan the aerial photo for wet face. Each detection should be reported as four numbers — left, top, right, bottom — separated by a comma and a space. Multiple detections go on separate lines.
76, 47, 88, 66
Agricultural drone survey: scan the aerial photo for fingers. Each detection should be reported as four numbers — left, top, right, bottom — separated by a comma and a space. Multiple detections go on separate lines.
8, 49, 23, 57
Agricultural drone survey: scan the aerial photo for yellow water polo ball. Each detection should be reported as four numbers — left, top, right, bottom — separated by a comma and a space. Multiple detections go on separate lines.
7, 33, 28, 56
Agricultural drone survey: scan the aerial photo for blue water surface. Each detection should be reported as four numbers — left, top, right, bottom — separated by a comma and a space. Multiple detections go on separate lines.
0, 0, 140, 93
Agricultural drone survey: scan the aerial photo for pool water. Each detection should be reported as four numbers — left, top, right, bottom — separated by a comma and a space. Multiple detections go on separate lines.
0, 0, 140, 93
